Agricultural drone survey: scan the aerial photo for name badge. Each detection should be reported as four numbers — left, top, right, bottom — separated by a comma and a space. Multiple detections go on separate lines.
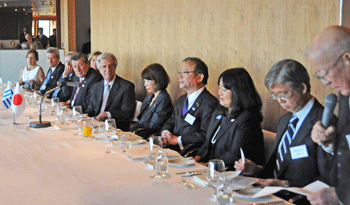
345, 134, 350, 149
290, 144, 309, 160
184, 114, 196, 125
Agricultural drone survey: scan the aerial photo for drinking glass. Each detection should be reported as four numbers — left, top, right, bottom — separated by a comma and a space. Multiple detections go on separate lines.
149, 136, 164, 179
156, 151, 168, 178
207, 159, 226, 196
119, 136, 131, 153
216, 180, 234, 205
72, 106, 83, 118
82, 119, 93, 137
104, 118, 117, 136
51, 97, 59, 108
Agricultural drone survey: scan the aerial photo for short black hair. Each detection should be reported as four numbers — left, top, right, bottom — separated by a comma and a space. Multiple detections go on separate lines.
183, 57, 209, 85
141, 63, 170, 91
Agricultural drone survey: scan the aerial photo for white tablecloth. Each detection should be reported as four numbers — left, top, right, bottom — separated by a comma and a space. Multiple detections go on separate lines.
0, 106, 289, 205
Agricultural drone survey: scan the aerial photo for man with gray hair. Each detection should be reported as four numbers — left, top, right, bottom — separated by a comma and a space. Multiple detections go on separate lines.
39, 47, 65, 96
85, 53, 136, 131
306, 25, 350, 205
235, 59, 334, 194
62, 52, 102, 112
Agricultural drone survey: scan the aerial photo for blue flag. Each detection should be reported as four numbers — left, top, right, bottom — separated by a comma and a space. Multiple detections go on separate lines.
2, 82, 13, 109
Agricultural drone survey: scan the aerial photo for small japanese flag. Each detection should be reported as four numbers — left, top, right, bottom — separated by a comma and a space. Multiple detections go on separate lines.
11, 83, 26, 117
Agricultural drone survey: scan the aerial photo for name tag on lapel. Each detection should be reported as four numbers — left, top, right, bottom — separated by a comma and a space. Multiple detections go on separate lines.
290, 144, 309, 160
184, 114, 196, 125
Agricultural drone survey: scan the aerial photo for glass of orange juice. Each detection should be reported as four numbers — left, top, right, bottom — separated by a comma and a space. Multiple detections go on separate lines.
82, 119, 93, 137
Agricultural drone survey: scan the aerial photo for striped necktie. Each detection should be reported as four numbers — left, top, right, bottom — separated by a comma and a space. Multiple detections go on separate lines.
100, 84, 110, 113
71, 78, 83, 106
274, 115, 299, 178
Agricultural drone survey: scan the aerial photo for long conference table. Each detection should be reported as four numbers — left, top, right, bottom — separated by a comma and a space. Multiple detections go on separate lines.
0, 102, 291, 204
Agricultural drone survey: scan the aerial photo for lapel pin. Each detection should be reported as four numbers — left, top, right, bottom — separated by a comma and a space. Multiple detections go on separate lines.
231, 119, 235, 122
216, 115, 222, 120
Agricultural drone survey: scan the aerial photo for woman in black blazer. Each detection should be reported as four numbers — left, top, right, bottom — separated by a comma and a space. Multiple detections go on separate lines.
131, 63, 173, 138
194, 68, 265, 170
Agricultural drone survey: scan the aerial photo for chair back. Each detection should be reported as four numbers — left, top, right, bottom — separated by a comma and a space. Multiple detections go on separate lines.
262, 129, 276, 163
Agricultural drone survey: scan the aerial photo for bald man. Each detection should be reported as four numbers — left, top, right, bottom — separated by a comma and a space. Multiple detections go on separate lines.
306, 26, 350, 205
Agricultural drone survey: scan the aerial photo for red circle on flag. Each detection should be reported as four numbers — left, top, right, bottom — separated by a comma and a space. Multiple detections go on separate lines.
13, 94, 22, 106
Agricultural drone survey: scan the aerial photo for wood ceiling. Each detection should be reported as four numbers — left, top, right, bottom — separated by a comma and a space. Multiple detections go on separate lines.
0, 0, 56, 15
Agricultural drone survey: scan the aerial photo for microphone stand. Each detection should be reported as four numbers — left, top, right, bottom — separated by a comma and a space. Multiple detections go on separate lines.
29, 86, 60, 128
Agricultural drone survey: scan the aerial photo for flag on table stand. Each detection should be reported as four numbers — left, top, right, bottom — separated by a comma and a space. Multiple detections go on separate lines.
2, 81, 13, 109
11, 83, 26, 117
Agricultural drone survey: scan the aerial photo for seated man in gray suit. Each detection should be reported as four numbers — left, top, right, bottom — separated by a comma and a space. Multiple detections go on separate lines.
85, 53, 136, 131
61, 53, 103, 112
160, 57, 218, 155
235, 59, 335, 189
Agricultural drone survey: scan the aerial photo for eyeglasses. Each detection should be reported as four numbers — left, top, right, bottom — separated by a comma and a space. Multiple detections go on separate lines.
313, 52, 347, 83
270, 90, 292, 101
177, 71, 196, 75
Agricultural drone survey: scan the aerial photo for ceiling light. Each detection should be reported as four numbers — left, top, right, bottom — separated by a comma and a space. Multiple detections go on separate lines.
23, 8, 25, 11
15, 8, 17, 11
4, 2, 7, 7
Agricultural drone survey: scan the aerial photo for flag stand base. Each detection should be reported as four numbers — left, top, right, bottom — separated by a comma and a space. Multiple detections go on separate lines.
30, 121, 51, 128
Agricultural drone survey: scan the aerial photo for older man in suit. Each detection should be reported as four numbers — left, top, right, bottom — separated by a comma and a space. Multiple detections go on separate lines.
160, 57, 218, 155
235, 59, 335, 190
306, 25, 350, 205
39, 47, 65, 97
85, 53, 136, 131
61, 52, 102, 112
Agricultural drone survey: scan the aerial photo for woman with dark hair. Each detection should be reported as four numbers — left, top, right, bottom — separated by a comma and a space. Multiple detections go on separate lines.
194, 68, 265, 169
19, 49, 45, 90
130, 63, 174, 138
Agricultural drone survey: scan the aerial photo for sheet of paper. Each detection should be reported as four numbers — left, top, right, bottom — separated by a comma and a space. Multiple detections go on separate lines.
252, 180, 330, 198
240, 148, 245, 164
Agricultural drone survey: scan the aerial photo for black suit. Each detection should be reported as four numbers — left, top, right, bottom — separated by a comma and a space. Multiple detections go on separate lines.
40, 62, 65, 97
259, 99, 335, 187
55, 73, 75, 102
19, 32, 27, 43
35, 35, 48, 48
69, 68, 102, 112
131, 90, 173, 138
49, 34, 57, 47
196, 109, 265, 170
332, 95, 350, 204
86, 75, 136, 131
161, 88, 219, 152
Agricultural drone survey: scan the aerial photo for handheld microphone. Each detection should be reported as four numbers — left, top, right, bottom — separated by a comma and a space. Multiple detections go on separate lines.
322, 93, 338, 128
57, 81, 82, 87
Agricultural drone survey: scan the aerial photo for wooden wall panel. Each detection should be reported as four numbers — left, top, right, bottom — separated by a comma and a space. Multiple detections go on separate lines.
90, 0, 339, 132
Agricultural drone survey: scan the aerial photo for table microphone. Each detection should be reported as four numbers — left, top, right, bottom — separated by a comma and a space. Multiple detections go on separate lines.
322, 93, 338, 128
29, 81, 82, 128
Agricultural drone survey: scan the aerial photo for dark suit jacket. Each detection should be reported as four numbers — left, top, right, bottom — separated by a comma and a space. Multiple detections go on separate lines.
49, 34, 56, 47
259, 99, 335, 187
131, 90, 173, 137
35, 35, 48, 48
19, 33, 27, 43
86, 75, 136, 131
334, 124, 350, 205
69, 67, 102, 112
40, 62, 65, 97
56, 73, 75, 102
161, 88, 219, 151
196, 109, 265, 170
333, 95, 350, 204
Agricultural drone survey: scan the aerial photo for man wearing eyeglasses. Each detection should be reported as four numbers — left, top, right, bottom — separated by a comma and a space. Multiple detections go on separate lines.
235, 59, 335, 195
306, 26, 350, 205
160, 57, 218, 155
